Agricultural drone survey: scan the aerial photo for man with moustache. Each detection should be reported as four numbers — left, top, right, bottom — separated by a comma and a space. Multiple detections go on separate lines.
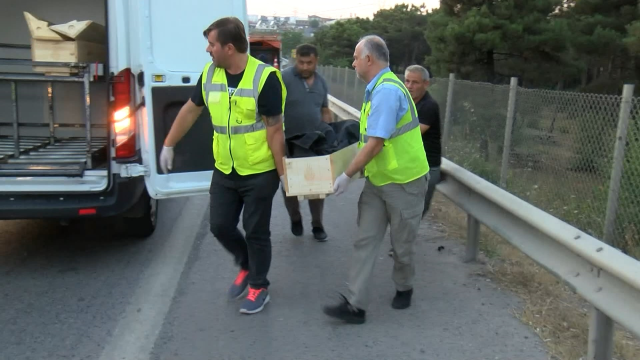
158, 17, 286, 315
322, 35, 429, 324
280, 44, 332, 241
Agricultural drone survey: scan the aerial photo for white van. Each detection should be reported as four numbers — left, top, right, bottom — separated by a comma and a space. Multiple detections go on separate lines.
0, 0, 248, 237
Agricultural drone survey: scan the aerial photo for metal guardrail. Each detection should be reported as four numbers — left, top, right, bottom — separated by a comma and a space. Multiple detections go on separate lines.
327, 94, 640, 359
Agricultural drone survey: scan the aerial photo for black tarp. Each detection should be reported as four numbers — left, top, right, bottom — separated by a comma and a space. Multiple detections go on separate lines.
285, 119, 360, 158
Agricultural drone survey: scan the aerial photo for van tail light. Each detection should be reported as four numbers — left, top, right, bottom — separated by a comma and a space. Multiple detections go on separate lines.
112, 68, 136, 159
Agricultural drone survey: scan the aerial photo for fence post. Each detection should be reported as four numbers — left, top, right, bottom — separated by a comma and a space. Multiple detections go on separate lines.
586, 83, 634, 360
441, 73, 455, 157
343, 66, 349, 107
499, 77, 518, 188
603, 83, 634, 248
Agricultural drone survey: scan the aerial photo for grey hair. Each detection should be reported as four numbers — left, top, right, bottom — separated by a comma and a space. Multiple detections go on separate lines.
358, 35, 389, 65
405, 65, 430, 81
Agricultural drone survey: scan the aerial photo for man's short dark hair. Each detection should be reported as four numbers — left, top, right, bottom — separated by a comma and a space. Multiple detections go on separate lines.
296, 44, 318, 58
203, 17, 248, 53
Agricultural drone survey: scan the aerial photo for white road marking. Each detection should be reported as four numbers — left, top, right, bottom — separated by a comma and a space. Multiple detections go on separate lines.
98, 195, 209, 360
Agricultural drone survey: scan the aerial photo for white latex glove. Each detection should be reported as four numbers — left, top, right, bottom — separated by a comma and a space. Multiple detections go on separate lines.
333, 172, 352, 196
279, 175, 286, 190
159, 146, 174, 174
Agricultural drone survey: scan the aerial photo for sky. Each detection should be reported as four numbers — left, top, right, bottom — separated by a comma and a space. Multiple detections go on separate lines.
246, 0, 440, 19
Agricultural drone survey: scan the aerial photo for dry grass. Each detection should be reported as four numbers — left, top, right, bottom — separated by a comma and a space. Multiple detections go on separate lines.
428, 193, 640, 360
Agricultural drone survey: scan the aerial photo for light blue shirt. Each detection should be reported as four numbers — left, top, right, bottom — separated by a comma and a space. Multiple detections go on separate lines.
363, 67, 408, 139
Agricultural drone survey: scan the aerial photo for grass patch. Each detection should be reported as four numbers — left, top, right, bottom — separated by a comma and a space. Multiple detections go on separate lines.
429, 192, 640, 360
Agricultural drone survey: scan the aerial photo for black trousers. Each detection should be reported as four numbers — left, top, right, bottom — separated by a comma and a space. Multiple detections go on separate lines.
281, 185, 324, 228
209, 168, 280, 288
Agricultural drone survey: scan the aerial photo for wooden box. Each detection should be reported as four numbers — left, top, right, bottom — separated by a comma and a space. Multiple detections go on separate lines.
282, 142, 361, 200
30, 39, 106, 74
24, 12, 107, 75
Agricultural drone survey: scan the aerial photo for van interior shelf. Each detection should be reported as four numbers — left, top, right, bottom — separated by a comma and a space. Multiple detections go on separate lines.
0, 59, 109, 177
0, 58, 105, 80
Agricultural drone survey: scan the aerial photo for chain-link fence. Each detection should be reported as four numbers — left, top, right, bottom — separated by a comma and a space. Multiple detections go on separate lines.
317, 65, 640, 259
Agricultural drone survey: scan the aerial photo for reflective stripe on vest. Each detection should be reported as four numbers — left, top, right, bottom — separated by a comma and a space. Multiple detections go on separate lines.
360, 78, 420, 144
203, 63, 270, 126
211, 121, 265, 135
359, 72, 429, 186
201, 56, 286, 176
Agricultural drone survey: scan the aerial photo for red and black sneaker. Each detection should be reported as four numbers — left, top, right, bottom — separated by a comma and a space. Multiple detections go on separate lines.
228, 269, 249, 300
239, 287, 270, 314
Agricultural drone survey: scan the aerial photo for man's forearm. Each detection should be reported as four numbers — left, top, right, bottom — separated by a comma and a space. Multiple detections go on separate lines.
321, 107, 333, 123
344, 139, 383, 178
264, 115, 286, 176
164, 100, 203, 147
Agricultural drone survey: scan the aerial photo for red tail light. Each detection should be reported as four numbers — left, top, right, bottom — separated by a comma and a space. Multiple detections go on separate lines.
112, 68, 136, 159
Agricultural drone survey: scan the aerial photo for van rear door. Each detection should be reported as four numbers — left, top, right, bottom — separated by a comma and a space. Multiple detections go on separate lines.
136, 0, 248, 199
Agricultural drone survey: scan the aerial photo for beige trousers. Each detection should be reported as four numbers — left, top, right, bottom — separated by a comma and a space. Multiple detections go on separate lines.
347, 175, 428, 310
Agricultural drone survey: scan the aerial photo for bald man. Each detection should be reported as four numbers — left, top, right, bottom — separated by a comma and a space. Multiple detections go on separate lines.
323, 35, 429, 324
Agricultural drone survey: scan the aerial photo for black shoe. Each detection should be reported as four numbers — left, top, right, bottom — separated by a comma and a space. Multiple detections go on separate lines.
392, 288, 413, 310
291, 220, 303, 236
323, 294, 366, 324
312, 226, 327, 242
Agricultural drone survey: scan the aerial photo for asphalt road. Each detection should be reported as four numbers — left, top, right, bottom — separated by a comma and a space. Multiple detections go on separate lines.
0, 179, 549, 360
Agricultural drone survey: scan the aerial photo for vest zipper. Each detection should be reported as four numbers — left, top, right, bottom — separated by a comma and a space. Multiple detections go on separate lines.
227, 99, 234, 169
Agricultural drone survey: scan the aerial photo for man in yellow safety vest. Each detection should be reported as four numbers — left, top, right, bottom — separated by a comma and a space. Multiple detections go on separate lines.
323, 35, 429, 324
159, 17, 287, 315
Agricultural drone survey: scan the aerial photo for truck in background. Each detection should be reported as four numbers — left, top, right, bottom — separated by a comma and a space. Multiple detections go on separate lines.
248, 34, 282, 70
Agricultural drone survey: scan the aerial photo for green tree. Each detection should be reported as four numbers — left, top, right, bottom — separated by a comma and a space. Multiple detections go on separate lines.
313, 4, 432, 70
561, 0, 639, 93
313, 18, 373, 67
370, 4, 431, 71
624, 19, 640, 55
310, 19, 320, 28
426, 0, 573, 87
281, 30, 304, 58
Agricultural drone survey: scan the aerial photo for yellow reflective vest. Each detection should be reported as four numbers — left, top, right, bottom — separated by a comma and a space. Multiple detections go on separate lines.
201, 55, 286, 175
358, 71, 429, 186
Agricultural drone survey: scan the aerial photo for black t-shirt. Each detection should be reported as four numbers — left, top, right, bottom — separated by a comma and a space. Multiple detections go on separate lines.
416, 92, 442, 167
190, 70, 282, 117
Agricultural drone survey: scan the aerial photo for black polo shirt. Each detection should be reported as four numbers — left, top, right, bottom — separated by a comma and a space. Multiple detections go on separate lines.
415, 92, 442, 168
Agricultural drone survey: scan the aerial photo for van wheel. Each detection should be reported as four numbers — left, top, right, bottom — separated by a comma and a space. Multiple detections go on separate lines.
123, 191, 158, 238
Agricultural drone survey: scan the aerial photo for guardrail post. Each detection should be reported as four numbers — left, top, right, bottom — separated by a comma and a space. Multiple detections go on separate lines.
441, 73, 455, 157
586, 83, 634, 360
499, 77, 518, 188
464, 214, 480, 262
588, 308, 614, 360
